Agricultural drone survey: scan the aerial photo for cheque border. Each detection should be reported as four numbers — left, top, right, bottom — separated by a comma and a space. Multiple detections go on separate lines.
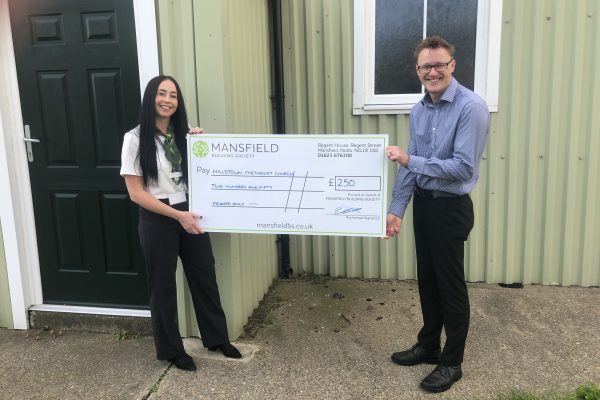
187, 134, 389, 237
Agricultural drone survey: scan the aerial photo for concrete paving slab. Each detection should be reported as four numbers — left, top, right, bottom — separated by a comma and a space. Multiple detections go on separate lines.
0, 328, 165, 400
151, 277, 600, 400
1, 276, 598, 400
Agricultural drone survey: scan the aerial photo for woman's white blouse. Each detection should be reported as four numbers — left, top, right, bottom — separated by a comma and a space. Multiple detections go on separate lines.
120, 126, 187, 199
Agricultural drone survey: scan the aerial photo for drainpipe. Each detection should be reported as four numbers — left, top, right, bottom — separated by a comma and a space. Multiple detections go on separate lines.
269, 0, 292, 278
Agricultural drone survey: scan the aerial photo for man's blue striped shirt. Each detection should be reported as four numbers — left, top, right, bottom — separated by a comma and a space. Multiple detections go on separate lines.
389, 78, 490, 218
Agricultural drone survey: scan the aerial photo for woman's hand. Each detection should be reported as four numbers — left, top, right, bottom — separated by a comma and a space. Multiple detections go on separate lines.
188, 127, 205, 135
176, 210, 205, 234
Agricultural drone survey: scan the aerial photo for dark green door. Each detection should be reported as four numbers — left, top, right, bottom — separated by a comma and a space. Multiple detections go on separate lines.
9, 0, 148, 307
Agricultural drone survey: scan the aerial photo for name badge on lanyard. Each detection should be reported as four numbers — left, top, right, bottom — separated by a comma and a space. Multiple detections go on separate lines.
168, 191, 187, 205
169, 171, 183, 179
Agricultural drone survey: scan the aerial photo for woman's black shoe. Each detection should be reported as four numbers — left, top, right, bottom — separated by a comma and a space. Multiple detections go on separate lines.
170, 353, 197, 371
208, 342, 242, 358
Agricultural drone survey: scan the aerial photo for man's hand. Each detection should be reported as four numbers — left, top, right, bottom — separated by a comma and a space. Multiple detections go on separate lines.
385, 213, 402, 239
385, 145, 410, 167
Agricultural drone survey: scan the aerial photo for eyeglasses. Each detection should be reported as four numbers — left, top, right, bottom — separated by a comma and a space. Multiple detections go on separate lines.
416, 59, 454, 74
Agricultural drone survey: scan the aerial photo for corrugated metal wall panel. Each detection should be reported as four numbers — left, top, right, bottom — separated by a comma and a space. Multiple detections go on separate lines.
157, 0, 278, 339
282, 0, 600, 287
215, 0, 279, 335
0, 228, 13, 328
155, 0, 199, 124
489, 0, 600, 287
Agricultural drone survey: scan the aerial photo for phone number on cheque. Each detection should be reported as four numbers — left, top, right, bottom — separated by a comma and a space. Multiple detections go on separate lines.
317, 153, 352, 158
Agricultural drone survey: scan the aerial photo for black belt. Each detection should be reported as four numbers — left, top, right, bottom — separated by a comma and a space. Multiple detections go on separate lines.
414, 187, 461, 198
158, 194, 189, 205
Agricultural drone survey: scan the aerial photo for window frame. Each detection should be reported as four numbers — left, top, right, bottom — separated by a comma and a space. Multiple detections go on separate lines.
353, 0, 502, 115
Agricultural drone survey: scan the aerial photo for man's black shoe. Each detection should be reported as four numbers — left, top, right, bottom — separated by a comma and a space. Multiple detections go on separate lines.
391, 344, 441, 366
420, 365, 462, 393
170, 353, 197, 371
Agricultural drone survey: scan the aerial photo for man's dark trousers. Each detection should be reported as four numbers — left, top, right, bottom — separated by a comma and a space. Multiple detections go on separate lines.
413, 192, 474, 367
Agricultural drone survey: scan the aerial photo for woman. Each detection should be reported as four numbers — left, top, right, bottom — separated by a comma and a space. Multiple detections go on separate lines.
120, 75, 241, 371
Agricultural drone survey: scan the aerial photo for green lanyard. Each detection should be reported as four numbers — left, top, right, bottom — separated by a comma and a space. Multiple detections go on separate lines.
156, 125, 183, 185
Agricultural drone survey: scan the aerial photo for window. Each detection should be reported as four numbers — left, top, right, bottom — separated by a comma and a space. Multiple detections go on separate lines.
353, 0, 502, 114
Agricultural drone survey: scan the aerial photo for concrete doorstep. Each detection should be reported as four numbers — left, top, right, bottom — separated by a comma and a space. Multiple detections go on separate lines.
1, 276, 599, 400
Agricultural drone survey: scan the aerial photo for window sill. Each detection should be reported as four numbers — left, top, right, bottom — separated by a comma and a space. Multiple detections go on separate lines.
352, 103, 498, 115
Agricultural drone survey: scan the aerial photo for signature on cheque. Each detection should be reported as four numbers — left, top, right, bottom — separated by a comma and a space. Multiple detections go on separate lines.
334, 206, 362, 215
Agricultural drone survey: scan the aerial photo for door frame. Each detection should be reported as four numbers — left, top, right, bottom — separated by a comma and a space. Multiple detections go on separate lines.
0, 0, 159, 329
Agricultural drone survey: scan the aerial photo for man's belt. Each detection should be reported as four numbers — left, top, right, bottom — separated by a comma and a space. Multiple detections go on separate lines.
414, 187, 461, 198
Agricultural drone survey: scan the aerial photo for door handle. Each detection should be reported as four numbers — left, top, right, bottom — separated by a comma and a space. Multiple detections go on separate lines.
23, 125, 40, 162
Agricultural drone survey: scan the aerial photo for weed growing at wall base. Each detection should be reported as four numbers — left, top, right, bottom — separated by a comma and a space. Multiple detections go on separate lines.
493, 383, 600, 400
572, 383, 600, 400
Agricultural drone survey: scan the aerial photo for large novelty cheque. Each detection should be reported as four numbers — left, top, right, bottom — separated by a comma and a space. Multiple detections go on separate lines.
187, 134, 388, 237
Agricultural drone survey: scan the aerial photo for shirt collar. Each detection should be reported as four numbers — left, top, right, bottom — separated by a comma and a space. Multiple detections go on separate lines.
421, 77, 459, 106
155, 126, 173, 143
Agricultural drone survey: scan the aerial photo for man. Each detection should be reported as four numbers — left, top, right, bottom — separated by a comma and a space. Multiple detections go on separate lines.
385, 36, 490, 393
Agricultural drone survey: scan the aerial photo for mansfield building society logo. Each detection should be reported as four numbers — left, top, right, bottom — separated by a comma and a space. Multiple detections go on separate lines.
192, 139, 279, 159
192, 140, 210, 158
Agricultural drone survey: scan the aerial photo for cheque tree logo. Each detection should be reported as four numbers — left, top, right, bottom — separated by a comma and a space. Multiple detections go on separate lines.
192, 140, 209, 158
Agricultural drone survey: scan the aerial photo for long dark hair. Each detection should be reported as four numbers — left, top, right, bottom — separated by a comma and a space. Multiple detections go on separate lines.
137, 75, 189, 187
